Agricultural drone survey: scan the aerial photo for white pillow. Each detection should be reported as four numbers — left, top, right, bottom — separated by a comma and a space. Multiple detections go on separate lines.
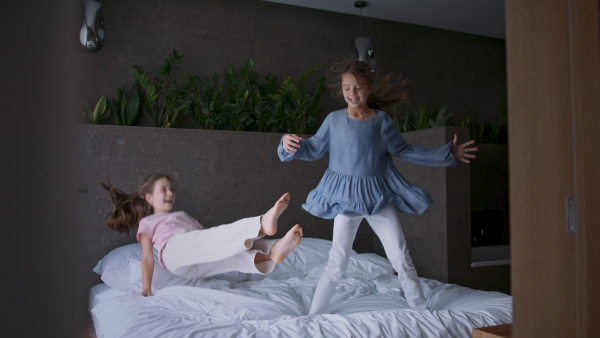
93, 243, 249, 292
92, 243, 141, 287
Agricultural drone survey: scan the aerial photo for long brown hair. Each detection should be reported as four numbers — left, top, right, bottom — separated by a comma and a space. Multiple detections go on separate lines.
326, 58, 409, 110
100, 173, 172, 234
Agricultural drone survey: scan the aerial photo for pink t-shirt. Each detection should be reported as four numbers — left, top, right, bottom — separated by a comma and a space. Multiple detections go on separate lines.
137, 211, 203, 267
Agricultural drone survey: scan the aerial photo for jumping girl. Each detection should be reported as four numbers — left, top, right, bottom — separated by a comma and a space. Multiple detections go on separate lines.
102, 173, 303, 296
278, 59, 477, 314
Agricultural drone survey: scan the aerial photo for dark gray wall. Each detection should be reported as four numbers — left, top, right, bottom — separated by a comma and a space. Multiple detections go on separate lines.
75, 0, 509, 297
76, 0, 506, 126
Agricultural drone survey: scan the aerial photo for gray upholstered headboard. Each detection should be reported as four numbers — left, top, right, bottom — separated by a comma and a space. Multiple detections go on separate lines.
78, 124, 471, 295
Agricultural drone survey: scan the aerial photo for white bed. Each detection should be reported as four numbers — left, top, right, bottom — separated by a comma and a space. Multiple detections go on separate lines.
89, 238, 512, 338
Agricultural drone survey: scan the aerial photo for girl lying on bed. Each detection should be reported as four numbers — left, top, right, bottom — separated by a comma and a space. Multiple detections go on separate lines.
101, 173, 304, 296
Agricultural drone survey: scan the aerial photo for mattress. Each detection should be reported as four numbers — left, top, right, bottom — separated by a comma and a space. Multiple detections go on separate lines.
90, 238, 512, 337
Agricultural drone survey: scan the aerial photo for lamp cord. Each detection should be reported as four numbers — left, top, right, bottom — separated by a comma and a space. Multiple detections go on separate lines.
360, 7, 363, 34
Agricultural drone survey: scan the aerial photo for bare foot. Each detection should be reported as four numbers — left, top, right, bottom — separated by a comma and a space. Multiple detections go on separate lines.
270, 224, 303, 264
260, 193, 290, 236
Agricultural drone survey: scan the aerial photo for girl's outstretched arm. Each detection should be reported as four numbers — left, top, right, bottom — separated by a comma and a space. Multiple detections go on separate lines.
278, 113, 332, 162
139, 234, 154, 296
451, 134, 478, 163
384, 114, 455, 167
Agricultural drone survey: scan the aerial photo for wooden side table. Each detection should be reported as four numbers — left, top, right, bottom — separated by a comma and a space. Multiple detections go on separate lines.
472, 323, 512, 338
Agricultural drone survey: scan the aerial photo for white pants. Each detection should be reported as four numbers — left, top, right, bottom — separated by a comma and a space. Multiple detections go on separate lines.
309, 205, 427, 314
162, 216, 277, 279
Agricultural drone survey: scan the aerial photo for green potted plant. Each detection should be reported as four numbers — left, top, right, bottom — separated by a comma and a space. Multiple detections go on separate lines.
275, 66, 326, 134
110, 83, 142, 126
80, 95, 109, 124
186, 74, 226, 130
223, 59, 262, 131
131, 50, 190, 128
392, 103, 453, 132
254, 74, 283, 132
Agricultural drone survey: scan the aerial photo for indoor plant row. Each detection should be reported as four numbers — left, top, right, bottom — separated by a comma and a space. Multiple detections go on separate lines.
81, 50, 327, 135
81, 50, 507, 144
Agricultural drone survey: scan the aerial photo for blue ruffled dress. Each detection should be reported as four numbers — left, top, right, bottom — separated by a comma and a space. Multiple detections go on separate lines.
278, 109, 456, 219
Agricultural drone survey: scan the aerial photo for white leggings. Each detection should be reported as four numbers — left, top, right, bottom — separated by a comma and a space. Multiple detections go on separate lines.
309, 205, 427, 314
162, 216, 277, 279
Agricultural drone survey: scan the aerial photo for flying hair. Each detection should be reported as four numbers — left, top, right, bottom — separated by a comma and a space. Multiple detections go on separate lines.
326, 58, 409, 110
100, 173, 172, 234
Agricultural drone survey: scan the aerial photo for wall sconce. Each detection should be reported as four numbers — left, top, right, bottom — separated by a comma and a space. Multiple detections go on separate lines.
348, 1, 376, 72
79, 0, 105, 51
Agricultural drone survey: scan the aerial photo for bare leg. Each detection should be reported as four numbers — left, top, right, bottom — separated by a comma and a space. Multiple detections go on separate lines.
255, 224, 303, 263
259, 193, 290, 236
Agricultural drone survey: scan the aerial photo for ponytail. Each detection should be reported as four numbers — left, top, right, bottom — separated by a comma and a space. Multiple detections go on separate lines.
101, 180, 152, 234
367, 73, 409, 110
101, 173, 173, 234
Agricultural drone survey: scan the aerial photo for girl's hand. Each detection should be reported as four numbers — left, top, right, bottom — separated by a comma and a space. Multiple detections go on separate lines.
139, 289, 153, 297
282, 134, 303, 153
452, 133, 478, 163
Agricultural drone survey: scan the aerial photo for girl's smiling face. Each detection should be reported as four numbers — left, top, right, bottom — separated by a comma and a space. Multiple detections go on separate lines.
342, 73, 371, 109
145, 177, 175, 214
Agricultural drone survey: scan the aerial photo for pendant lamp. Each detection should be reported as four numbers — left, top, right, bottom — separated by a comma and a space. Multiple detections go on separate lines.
348, 1, 376, 72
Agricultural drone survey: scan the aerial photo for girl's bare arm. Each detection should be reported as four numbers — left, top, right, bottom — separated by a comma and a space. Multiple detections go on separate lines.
139, 234, 155, 296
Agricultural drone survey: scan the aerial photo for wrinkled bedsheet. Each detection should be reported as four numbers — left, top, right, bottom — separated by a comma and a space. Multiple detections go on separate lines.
90, 244, 511, 338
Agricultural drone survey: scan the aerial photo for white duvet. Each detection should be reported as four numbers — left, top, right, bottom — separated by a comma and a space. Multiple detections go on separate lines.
90, 238, 512, 338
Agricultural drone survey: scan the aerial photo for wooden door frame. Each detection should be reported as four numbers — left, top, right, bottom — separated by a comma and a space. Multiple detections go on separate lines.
506, 0, 600, 336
